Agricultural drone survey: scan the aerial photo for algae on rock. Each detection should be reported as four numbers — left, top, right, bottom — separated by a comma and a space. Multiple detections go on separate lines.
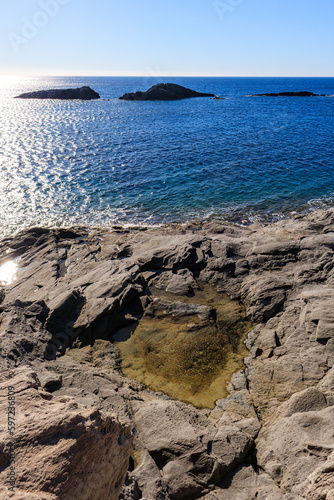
116, 284, 253, 409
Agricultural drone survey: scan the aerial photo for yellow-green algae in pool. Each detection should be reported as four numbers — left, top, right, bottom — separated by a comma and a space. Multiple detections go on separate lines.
116, 284, 253, 409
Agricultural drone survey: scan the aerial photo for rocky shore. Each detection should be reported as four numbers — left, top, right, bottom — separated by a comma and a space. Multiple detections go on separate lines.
0, 208, 334, 499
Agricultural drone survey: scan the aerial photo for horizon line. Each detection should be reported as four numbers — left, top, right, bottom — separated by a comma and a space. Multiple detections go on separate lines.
1, 74, 334, 79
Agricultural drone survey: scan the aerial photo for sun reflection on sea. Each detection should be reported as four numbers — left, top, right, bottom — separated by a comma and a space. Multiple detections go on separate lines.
0, 75, 27, 94
0, 260, 18, 285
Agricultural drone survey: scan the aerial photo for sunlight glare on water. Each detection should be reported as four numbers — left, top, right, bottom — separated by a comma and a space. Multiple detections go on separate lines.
0, 76, 333, 238
0, 260, 18, 285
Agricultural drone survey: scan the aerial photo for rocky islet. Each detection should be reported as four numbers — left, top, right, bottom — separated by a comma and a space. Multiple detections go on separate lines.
0, 209, 334, 498
13, 84, 330, 103
14, 86, 100, 100
119, 83, 215, 100
251, 91, 328, 97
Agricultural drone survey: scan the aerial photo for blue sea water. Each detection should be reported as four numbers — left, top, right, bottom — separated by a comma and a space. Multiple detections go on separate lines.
0, 76, 334, 238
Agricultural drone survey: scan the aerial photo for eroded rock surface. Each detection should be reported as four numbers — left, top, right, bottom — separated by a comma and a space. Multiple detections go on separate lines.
0, 366, 132, 500
1, 208, 334, 498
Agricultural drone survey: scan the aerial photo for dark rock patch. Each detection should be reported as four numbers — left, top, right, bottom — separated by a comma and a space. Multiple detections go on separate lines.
119, 83, 215, 101
15, 86, 100, 100
252, 91, 327, 97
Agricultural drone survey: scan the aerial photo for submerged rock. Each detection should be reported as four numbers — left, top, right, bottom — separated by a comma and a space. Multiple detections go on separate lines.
119, 82, 215, 101
15, 86, 100, 100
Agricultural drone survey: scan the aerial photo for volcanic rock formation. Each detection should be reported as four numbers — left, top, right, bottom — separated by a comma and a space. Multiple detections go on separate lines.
15, 86, 100, 100
119, 83, 215, 100
252, 91, 326, 97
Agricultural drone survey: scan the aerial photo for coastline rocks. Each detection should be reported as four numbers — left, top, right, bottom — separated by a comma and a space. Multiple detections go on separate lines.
1, 208, 334, 497
14, 86, 100, 100
0, 366, 132, 500
252, 91, 325, 97
119, 83, 215, 101
145, 297, 213, 321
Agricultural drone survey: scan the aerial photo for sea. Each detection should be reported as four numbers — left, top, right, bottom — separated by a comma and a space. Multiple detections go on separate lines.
0, 76, 333, 238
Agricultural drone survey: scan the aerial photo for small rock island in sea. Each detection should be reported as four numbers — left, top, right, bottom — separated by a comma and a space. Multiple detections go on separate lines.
119, 82, 215, 100
14, 86, 100, 100
252, 90, 326, 97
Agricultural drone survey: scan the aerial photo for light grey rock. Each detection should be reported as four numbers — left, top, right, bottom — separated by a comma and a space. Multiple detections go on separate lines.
145, 297, 213, 320
38, 370, 62, 392
133, 399, 253, 498
241, 275, 291, 322
293, 450, 334, 500
257, 403, 334, 494
248, 241, 300, 256
279, 386, 328, 417
300, 233, 334, 250
201, 465, 288, 500
166, 273, 192, 295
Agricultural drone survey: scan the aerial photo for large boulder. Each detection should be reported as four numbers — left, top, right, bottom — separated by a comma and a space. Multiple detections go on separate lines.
15, 86, 100, 100
0, 367, 132, 499
119, 83, 215, 101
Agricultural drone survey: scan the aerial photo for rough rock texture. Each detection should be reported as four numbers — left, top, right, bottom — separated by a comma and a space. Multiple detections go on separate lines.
14, 86, 100, 100
119, 83, 215, 101
0, 366, 132, 500
1, 208, 334, 498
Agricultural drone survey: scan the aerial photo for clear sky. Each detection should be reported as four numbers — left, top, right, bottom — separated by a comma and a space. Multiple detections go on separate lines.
1, 0, 333, 76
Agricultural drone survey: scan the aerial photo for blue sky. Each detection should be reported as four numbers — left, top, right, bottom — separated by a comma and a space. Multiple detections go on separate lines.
1, 0, 333, 76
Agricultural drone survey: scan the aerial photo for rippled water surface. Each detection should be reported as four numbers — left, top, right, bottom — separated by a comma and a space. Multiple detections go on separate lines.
0, 76, 334, 237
